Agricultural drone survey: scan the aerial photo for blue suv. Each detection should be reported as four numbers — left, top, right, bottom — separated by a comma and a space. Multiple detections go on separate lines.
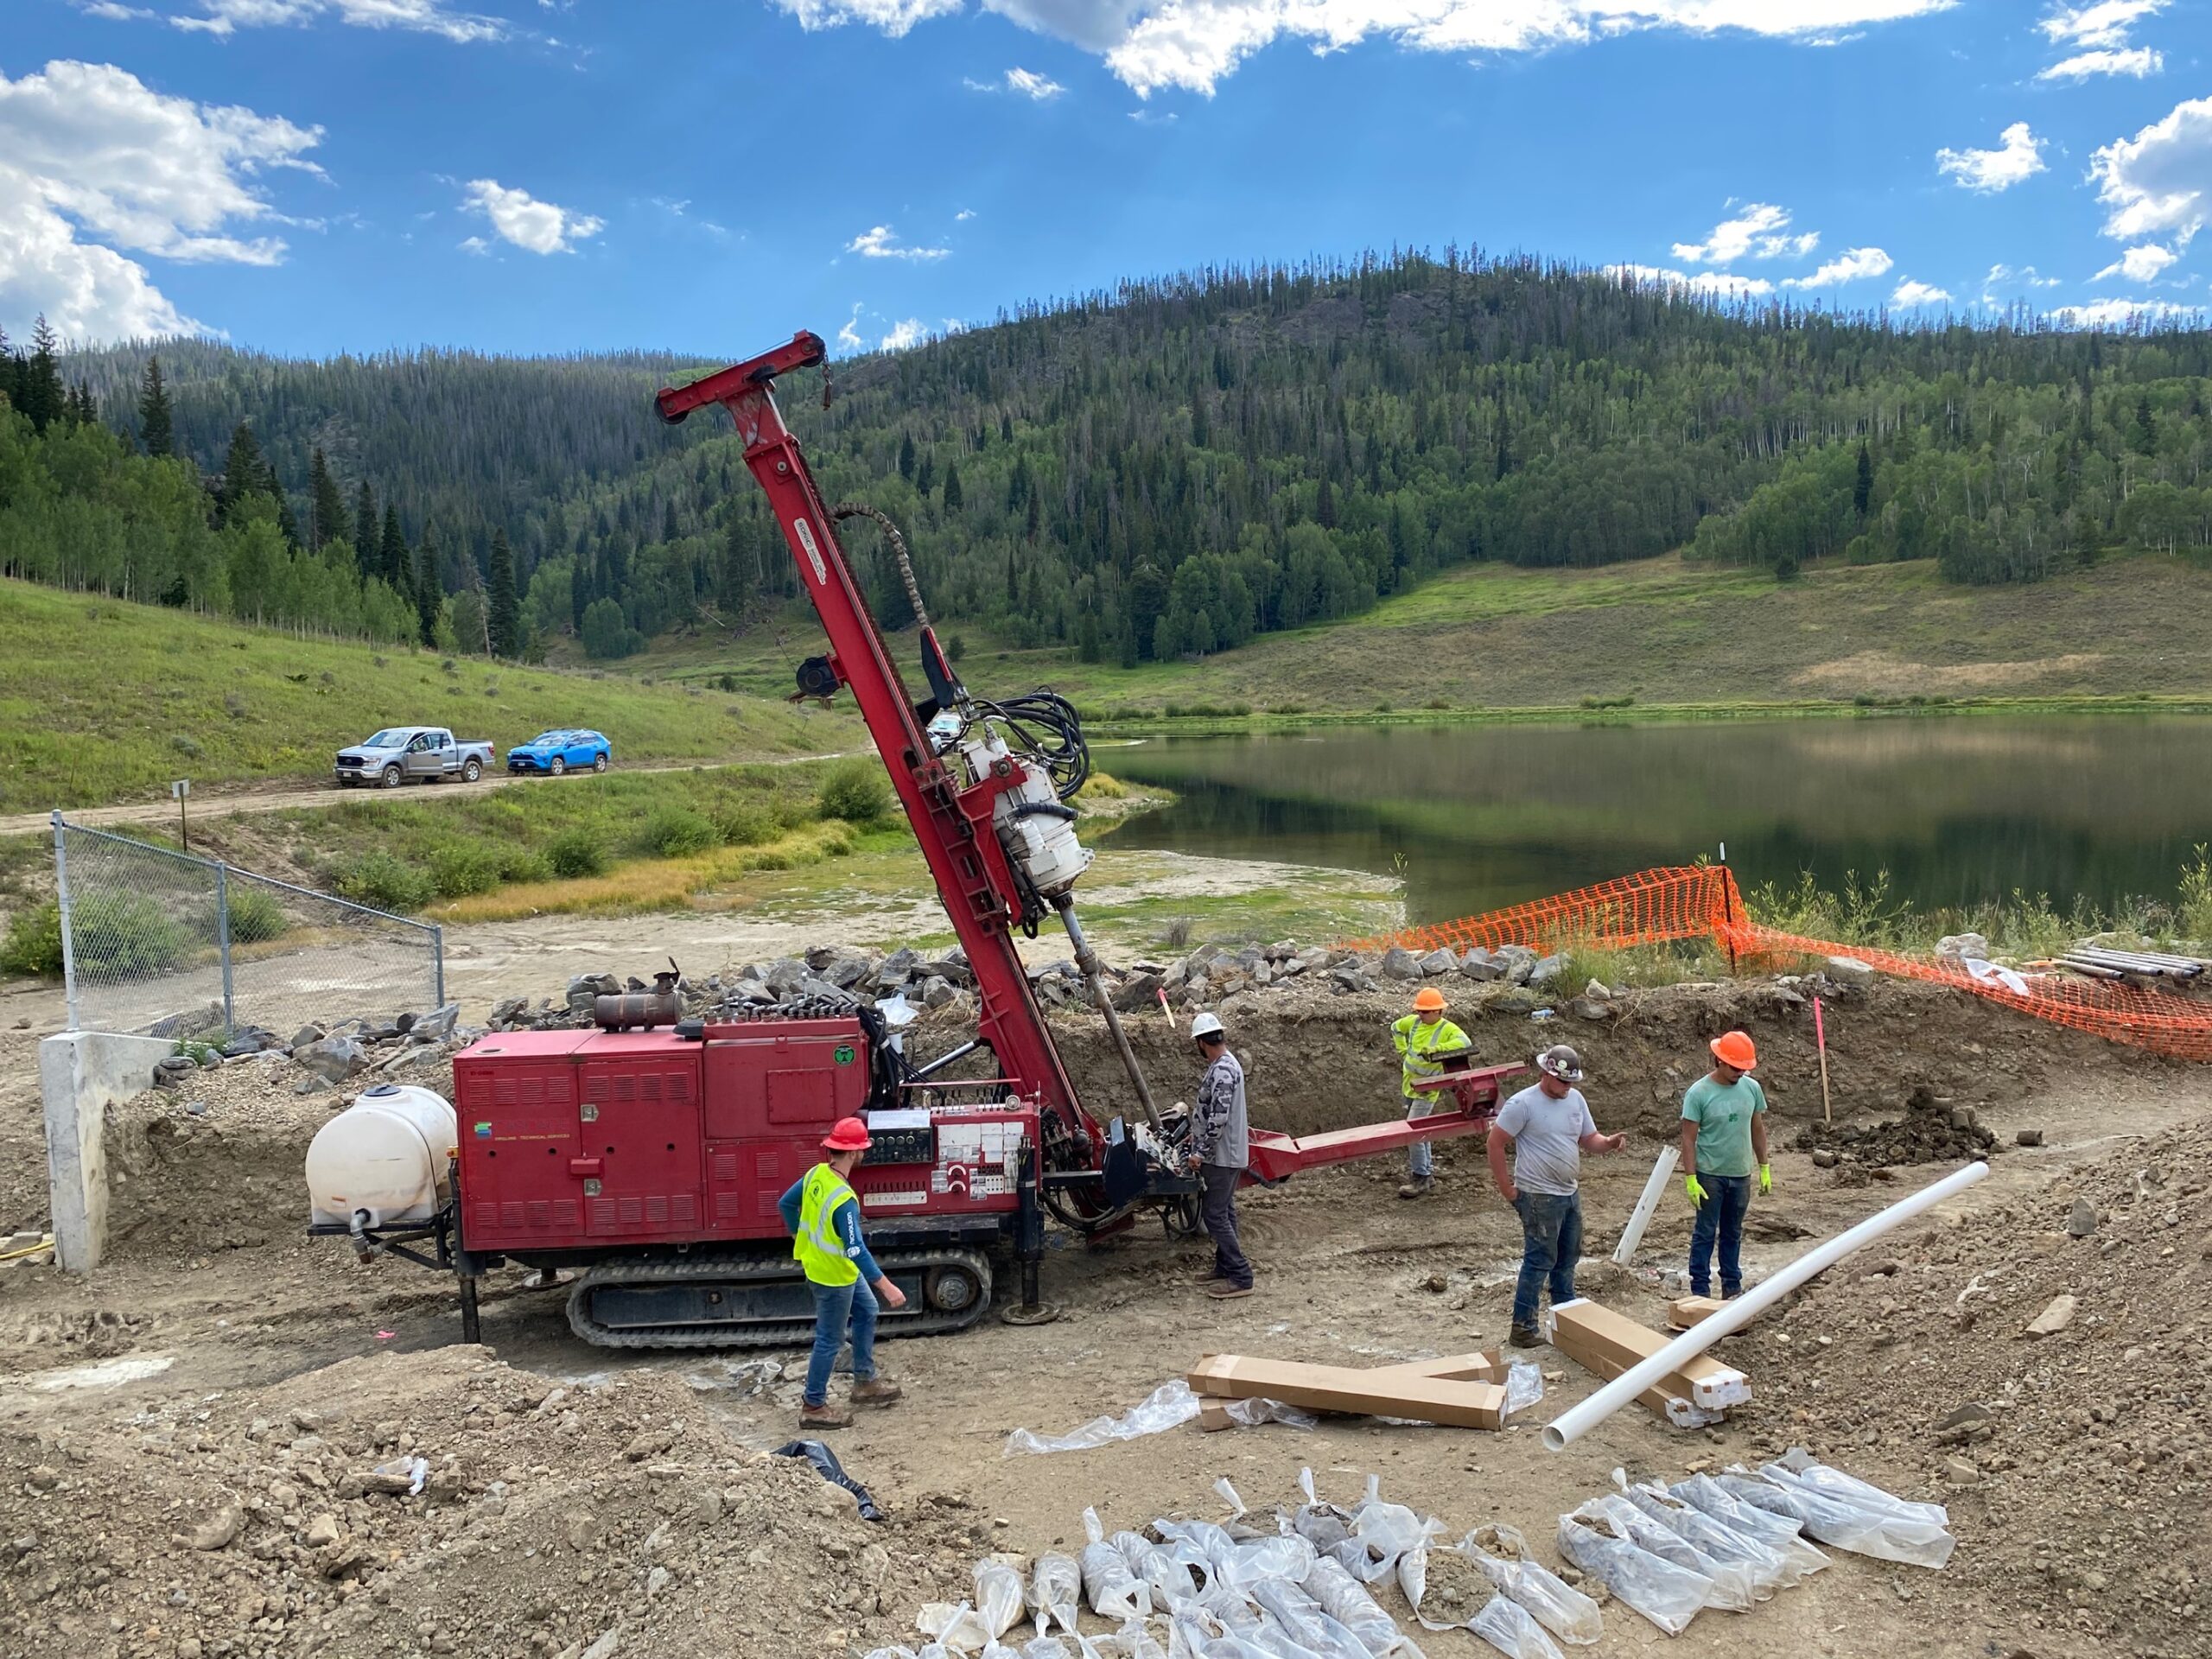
507, 729, 611, 777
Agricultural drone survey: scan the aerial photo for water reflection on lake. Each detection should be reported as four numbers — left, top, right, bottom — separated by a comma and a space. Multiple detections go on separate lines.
1099, 717, 2212, 925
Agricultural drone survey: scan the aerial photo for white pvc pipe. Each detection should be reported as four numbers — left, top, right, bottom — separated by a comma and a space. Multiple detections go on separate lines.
1611, 1146, 1679, 1265
1544, 1160, 1990, 1452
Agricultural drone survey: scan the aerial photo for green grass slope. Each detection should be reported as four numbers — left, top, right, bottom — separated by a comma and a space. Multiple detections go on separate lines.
592, 550, 2212, 719
0, 578, 843, 812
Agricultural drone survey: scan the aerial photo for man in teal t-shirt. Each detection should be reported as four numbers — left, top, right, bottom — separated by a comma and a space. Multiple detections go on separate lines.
1679, 1028, 1770, 1299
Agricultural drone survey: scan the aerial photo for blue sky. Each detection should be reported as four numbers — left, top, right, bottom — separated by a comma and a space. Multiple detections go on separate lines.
3, 0, 2208, 356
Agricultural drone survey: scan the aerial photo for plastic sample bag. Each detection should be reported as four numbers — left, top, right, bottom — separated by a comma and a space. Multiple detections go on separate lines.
1765, 1452, 1950, 1529
1136, 1540, 1212, 1611
1115, 1619, 1173, 1659
863, 1649, 920, 1659
976, 1560, 1029, 1642
1289, 1470, 1355, 1554
1554, 1516, 1711, 1637
1571, 1497, 1753, 1612
1006, 1382, 1202, 1456
1463, 1528, 1603, 1648
1618, 1483, 1789, 1595
1306, 1554, 1422, 1656
919, 1601, 991, 1652
1223, 1534, 1317, 1592
1083, 1508, 1154, 1621
1033, 1554, 1084, 1636
1332, 1477, 1436, 1586
1667, 1476, 1830, 1580
1249, 1579, 1375, 1659
1501, 1362, 1545, 1421
1727, 1470, 1955, 1570
1468, 1595, 1565, 1659
1022, 1642, 1075, 1659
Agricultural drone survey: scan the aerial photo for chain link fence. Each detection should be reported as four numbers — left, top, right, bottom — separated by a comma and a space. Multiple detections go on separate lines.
51, 812, 444, 1042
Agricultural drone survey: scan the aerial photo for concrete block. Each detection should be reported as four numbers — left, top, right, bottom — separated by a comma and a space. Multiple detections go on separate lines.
40, 1031, 173, 1272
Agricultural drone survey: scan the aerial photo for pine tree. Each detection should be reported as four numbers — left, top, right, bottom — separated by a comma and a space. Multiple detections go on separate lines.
662, 499, 680, 543
1024, 490, 1041, 543
1314, 474, 1337, 530
942, 457, 964, 508
309, 448, 347, 553
216, 422, 268, 523
486, 529, 521, 658
67, 383, 98, 424
353, 481, 378, 563
2133, 395, 2157, 457
915, 451, 935, 496
897, 431, 915, 480
131, 356, 173, 457
379, 505, 410, 591
0, 327, 18, 415
1853, 441, 1873, 519
569, 550, 592, 631
414, 530, 442, 645
22, 316, 64, 435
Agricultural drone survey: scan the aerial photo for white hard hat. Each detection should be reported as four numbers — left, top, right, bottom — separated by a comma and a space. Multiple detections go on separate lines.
1190, 1012, 1225, 1039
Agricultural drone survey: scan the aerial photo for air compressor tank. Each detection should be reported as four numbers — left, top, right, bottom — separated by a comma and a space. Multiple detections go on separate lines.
304, 1083, 458, 1230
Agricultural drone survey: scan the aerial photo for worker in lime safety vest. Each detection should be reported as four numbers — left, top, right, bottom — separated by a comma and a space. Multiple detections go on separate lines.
1393, 985, 1471, 1198
778, 1116, 908, 1430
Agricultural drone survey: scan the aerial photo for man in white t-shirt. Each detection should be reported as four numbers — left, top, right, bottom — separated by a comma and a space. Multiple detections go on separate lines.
1486, 1044, 1626, 1349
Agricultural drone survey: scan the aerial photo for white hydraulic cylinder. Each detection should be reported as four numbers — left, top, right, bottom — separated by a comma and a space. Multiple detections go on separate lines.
1545, 1160, 1991, 1452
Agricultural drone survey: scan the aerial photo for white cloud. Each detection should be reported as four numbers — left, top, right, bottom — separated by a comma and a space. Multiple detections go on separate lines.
836, 302, 864, 351
1936, 122, 2045, 193
2039, 46, 2161, 78
2048, 296, 2200, 327
1607, 263, 1775, 297
2094, 243, 2178, 281
776, 0, 1957, 96
847, 223, 950, 260
1981, 262, 2063, 302
158, 0, 505, 41
955, 207, 976, 220
1004, 66, 1067, 98
1890, 278, 1952, 307
2037, 0, 2162, 47
880, 317, 927, 350
460, 178, 601, 254
1670, 202, 1818, 266
458, 234, 490, 255
0, 60, 323, 342
1787, 246, 1893, 287
2092, 95, 2212, 245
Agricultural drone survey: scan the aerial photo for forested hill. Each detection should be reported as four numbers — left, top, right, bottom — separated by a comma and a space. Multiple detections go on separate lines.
19, 251, 2212, 666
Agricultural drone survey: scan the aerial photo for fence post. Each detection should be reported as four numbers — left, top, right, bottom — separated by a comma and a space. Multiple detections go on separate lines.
52, 811, 80, 1033
431, 924, 446, 1010
217, 861, 235, 1036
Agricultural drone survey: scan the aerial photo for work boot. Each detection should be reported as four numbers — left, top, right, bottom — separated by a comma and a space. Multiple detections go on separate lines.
850, 1377, 904, 1408
1509, 1324, 1542, 1349
798, 1402, 852, 1429
1206, 1281, 1255, 1300
1397, 1177, 1433, 1199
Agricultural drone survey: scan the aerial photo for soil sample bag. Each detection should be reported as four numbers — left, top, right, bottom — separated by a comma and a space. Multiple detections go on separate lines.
1764, 1454, 1951, 1529
1082, 1509, 1154, 1622
1289, 1470, 1355, 1554
1570, 1497, 1754, 1612
1032, 1554, 1084, 1636
976, 1560, 1029, 1642
1468, 1596, 1565, 1659
1667, 1476, 1831, 1581
1554, 1517, 1712, 1637
1332, 1476, 1433, 1585
1306, 1555, 1423, 1656
918, 1600, 992, 1650
1618, 1482, 1790, 1594
1724, 1471, 1955, 1569
1464, 1528, 1603, 1647
1249, 1578, 1376, 1659
1222, 1534, 1317, 1592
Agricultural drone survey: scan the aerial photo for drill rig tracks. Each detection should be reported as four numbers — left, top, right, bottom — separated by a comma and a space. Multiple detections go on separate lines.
563, 1246, 995, 1350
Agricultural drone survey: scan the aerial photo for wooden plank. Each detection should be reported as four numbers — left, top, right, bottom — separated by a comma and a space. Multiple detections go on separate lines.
1667, 1295, 1728, 1331
1187, 1354, 1506, 1429
1550, 1299, 1751, 1409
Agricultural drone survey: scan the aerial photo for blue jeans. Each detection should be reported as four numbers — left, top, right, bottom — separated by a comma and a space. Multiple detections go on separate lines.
804, 1278, 878, 1408
1406, 1096, 1434, 1179
1689, 1173, 1752, 1298
1511, 1190, 1582, 1331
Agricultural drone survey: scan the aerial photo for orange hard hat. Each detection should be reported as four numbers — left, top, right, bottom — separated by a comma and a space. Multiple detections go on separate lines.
1710, 1031, 1758, 1071
822, 1116, 873, 1152
1413, 987, 1447, 1013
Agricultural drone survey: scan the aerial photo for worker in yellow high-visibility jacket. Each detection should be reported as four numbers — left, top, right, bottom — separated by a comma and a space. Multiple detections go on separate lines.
1393, 985, 1471, 1198
779, 1116, 908, 1429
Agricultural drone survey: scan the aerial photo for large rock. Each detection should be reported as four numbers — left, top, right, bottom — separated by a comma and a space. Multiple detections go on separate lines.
1380, 947, 1423, 982
1419, 948, 1459, 976
293, 1035, 366, 1084
822, 955, 873, 991
1825, 956, 1877, 988
1937, 932, 1993, 962
1459, 948, 1503, 981
920, 976, 957, 1009
402, 1003, 460, 1041
1329, 967, 1379, 995
763, 958, 809, 995
1529, 953, 1568, 988
1111, 972, 1163, 1014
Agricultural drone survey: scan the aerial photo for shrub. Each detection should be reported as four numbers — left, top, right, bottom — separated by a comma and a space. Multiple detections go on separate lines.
715, 803, 777, 848
69, 893, 188, 976
818, 757, 891, 824
225, 884, 289, 944
339, 851, 435, 912
547, 826, 607, 879
429, 844, 504, 899
499, 849, 555, 886
642, 807, 720, 857
171, 734, 203, 759
0, 902, 65, 978
2181, 844, 2212, 944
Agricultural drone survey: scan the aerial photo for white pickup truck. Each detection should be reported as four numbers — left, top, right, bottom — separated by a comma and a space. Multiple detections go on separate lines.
334, 727, 498, 789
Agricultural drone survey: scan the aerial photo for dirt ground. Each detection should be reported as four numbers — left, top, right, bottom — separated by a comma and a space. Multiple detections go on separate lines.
2, 919, 2208, 1659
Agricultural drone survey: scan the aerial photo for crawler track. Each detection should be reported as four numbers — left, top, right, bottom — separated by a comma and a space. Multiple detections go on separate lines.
563, 1247, 993, 1350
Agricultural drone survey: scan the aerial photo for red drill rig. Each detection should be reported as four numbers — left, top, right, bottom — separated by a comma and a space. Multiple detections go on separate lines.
305, 331, 1521, 1349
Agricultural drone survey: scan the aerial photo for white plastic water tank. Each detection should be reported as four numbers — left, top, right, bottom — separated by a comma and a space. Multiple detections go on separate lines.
304, 1084, 458, 1230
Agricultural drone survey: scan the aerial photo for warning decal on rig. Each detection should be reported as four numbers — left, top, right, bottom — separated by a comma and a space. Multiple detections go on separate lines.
792, 516, 828, 585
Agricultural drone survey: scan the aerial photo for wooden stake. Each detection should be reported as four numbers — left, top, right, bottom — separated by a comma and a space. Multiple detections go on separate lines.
1815, 995, 1833, 1127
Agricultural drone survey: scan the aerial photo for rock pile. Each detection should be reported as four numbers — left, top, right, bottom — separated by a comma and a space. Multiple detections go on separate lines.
152, 1006, 468, 1098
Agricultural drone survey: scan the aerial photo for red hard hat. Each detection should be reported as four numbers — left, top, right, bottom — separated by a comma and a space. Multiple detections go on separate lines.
822, 1116, 872, 1152
1710, 1031, 1758, 1071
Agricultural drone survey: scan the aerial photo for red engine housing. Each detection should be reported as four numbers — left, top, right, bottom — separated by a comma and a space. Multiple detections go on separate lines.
450, 1020, 1030, 1259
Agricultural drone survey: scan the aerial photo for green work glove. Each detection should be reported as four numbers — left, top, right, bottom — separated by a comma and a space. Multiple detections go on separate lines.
1684, 1173, 1709, 1205
1758, 1163, 1773, 1196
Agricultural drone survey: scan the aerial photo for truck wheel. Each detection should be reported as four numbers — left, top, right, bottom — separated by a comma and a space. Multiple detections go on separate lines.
462, 759, 482, 783
381, 766, 403, 789
550, 756, 566, 777
592, 753, 608, 773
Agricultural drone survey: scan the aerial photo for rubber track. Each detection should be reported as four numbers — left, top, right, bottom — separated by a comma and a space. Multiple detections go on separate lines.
564, 1247, 993, 1351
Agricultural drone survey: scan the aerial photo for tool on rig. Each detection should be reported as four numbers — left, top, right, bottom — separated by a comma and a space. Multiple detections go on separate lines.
302, 330, 1524, 1350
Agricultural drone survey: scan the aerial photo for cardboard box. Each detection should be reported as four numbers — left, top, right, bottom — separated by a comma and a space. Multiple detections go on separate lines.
1546, 1327, 1720, 1429
1370, 1351, 1502, 1384
1549, 1299, 1750, 1411
1667, 1295, 1728, 1331
1188, 1354, 1506, 1430
1198, 1402, 1236, 1433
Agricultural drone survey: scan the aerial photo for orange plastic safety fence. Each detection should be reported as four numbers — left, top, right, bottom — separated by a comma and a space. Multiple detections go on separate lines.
1351, 865, 2212, 1063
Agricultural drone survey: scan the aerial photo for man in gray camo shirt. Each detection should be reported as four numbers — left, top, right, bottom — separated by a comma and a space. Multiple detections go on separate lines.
1186, 1011, 1253, 1299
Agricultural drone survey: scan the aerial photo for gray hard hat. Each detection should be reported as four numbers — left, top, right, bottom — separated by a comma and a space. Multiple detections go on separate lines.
1535, 1044, 1585, 1083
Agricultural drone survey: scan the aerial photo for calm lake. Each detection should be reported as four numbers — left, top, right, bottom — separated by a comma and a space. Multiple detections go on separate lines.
1099, 716, 2212, 927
